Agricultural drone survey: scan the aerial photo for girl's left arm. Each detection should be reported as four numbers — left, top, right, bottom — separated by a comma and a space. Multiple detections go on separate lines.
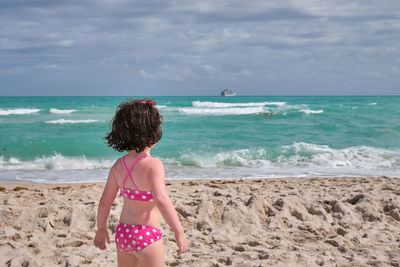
94, 165, 119, 250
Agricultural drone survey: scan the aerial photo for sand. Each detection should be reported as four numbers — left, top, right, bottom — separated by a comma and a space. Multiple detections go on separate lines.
0, 176, 399, 267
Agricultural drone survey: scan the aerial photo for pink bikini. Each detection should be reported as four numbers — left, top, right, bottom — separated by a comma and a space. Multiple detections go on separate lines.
115, 155, 163, 254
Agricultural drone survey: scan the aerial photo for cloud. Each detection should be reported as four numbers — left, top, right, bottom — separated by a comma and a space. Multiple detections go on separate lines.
58, 40, 74, 47
0, 0, 399, 95
139, 64, 196, 81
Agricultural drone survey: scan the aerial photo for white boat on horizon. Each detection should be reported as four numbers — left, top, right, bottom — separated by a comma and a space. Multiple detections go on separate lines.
221, 89, 236, 96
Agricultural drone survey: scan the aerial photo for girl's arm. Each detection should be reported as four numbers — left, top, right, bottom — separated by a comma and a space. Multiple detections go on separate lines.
94, 165, 119, 250
149, 158, 188, 254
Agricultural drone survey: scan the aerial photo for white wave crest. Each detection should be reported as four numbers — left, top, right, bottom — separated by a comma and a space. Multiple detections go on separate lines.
45, 119, 99, 124
279, 142, 400, 170
0, 108, 40, 116
368, 102, 377, 105
49, 108, 77, 114
178, 106, 264, 115
177, 149, 267, 168
170, 143, 400, 172
192, 101, 286, 108
1, 143, 399, 181
300, 109, 324, 114
0, 154, 113, 171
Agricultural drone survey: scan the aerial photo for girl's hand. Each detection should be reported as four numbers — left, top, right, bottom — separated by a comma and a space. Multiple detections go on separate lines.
94, 229, 110, 250
175, 232, 188, 255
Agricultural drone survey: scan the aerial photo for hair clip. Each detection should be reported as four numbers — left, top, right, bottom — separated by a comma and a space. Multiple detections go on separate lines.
140, 101, 155, 105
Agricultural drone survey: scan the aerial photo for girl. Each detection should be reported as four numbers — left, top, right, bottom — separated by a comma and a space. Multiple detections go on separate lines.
94, 99, 188, 267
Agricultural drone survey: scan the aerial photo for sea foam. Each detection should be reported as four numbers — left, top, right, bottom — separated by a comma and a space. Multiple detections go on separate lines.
45, 119, 99, 124
192, 101, 286, 108
49, 108, 77, 114
0, 154, 113, 171
0, 108, 40, 116
300, 109, 324, 114
158, 142, 400, 179
169, 142, 400, 171
178, 107, 264, 115
1, 142, 399, 182
278, 142, 400, 170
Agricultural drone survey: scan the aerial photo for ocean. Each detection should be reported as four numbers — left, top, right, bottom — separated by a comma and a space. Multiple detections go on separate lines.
0, 96, 399, 183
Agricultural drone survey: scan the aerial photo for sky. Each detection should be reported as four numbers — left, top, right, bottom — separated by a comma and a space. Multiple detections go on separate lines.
0, 0, 399, 96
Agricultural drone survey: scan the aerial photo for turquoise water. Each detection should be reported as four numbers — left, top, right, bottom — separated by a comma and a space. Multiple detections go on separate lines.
0, 96, 399, 182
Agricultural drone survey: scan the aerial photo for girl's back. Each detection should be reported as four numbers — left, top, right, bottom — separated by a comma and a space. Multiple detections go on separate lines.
113, 155, 162, 228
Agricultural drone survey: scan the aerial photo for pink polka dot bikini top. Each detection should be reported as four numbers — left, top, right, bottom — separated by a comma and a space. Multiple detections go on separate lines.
120, 155, 154, 202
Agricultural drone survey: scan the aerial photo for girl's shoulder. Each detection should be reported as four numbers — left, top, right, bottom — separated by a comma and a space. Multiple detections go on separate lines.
140, 157, 165, 175
144, 156, 164, 169
109, 157, 122, 176
112, 157, 123, 168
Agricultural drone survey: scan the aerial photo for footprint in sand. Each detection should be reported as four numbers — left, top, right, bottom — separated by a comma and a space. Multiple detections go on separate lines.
346, 194, 365, 205
248, 241, 261, 247
258, 251, 269, 260
232, 245, 245, 252
273, 198, 284, 211
56, 240, 84, 248
217, 257, 232, 265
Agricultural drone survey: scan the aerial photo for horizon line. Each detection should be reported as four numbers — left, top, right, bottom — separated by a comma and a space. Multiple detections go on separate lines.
1, 94, 400, 97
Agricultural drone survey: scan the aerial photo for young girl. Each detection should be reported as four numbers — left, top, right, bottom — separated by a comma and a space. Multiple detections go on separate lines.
94, 99, 188, 267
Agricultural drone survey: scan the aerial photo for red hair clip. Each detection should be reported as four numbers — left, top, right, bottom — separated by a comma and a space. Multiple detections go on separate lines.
139, 101, 155, 105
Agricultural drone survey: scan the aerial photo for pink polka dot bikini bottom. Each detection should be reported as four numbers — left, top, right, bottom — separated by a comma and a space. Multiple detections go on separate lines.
115, 222, 163, 253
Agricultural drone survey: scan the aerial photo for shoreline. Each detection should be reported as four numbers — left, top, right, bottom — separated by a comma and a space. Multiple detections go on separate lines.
1, 176, 399, 266
0, 175, 397, 186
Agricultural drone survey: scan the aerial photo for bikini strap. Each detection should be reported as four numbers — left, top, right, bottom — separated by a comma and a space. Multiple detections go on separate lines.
121, 155, 150, 190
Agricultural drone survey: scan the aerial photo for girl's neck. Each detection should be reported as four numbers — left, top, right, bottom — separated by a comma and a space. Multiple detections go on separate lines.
129, 148, 151, 157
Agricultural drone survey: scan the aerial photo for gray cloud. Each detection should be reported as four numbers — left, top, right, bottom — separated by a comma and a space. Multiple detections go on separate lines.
0, 0, 399, 95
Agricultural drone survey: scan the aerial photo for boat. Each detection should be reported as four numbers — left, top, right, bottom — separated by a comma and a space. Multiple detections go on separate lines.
220, 89, 236, 96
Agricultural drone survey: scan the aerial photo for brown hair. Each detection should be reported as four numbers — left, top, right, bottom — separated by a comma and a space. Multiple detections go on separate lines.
105, 99, 162, 152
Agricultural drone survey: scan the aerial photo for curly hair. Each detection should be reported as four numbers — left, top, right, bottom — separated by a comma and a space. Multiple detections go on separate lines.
105, 99, 162, 152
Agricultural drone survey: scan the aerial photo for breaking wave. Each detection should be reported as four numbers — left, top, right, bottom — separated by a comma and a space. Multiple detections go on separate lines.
163, 142, 400, 178
192, 101, 286, 108
162, 101, 323, 116
1, 143, 399, 182
300, 109, 324, 114
178, 107, 264, 115
45, 119, 100, 124
0, 108, 40, 116
49, 108, 77, 114
0, 154, 113, 171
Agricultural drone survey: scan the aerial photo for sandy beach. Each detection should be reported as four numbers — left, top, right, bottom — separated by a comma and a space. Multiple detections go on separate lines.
1, 176, 399, 267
